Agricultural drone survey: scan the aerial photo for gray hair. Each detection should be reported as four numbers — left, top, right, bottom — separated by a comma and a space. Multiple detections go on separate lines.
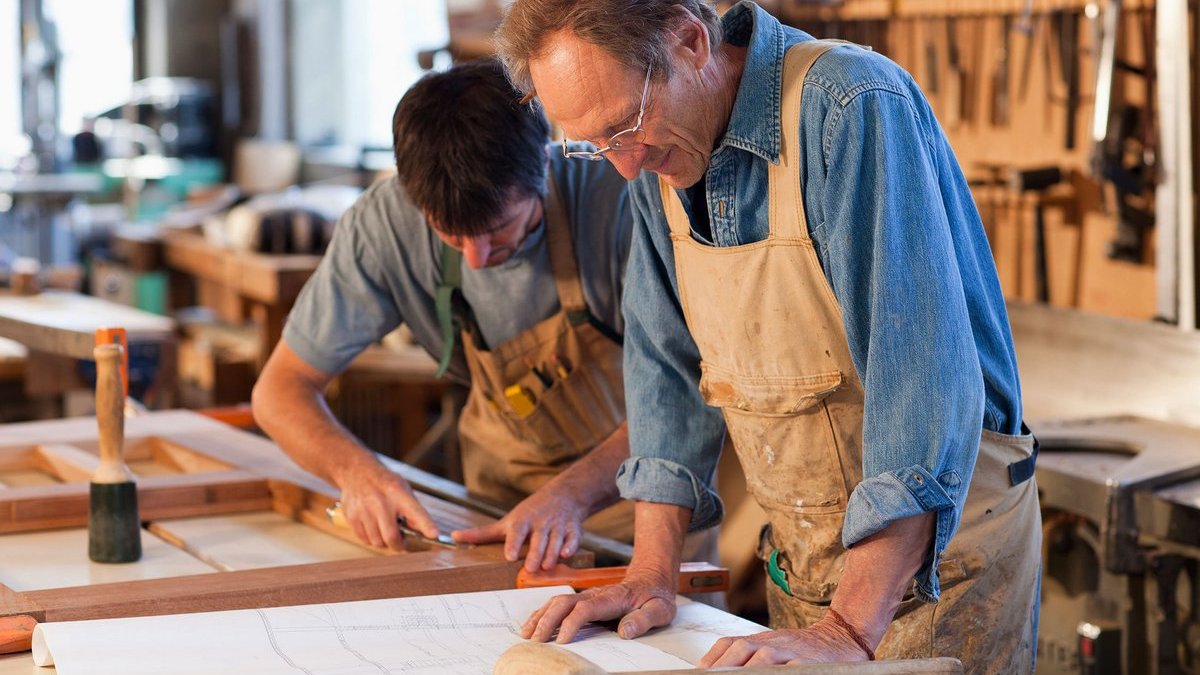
496, 0, 722, 96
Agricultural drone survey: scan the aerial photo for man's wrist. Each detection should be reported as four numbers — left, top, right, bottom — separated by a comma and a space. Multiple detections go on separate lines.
822, 607, 875, 660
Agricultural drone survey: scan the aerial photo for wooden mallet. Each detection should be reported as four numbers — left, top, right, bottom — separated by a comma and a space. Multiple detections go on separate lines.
88, 342, 142, 563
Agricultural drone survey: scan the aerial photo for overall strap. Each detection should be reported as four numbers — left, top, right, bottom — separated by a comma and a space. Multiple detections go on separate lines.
769, 39, 852, 241
435, 243, 472, 377
545, 174, 623, 345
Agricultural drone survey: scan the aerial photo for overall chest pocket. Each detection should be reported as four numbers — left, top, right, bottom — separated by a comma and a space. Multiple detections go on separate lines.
499, 359, 625, 466
700, 364, 852, 513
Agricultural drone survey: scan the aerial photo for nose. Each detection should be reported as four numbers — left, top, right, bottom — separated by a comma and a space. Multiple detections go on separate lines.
461, 236, 491, 269
606, 146, 650, 180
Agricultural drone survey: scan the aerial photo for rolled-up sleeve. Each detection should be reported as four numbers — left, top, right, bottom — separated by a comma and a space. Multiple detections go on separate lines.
615, 179, 728, 532
817, 87, 983, 602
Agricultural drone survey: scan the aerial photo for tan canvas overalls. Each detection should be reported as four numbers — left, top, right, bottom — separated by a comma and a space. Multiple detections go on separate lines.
657, 40, 1041, 672
434, 175, 636, 541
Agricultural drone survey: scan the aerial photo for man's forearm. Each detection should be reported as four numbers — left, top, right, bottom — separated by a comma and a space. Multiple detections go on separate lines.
627, 501, 691, 584
540, 423, 629, 515
829, 511, 935, 648
252, 372, 380, 488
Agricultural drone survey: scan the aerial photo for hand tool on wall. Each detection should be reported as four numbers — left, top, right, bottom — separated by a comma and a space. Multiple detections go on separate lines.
0, 616, 37, 655
1053, 10, 1081, 150
89, 341, 142, 563
923, 17, 940, 96
325, 501, 467, 550
1087, 5, 1157, 264
1015, 0, 1040, 103
992, 14, 1012, 127
1008, 166, 1066, 304
963, 15, 986, 126
945, 16, 965, 128
517, 562, 730, 595
1089, 0, 1121, 177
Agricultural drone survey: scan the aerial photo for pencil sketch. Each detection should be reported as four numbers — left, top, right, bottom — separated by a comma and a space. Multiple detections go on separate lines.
33, 586, 696, 674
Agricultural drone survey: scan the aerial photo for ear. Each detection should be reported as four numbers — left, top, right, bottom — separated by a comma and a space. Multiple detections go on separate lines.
670, 10, 712, 72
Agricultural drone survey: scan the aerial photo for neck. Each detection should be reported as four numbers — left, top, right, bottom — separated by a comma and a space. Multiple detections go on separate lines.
699, 42, 748, 150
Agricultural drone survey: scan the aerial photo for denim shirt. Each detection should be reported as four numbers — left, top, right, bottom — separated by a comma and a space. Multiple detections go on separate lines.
615, 1, 1023, 602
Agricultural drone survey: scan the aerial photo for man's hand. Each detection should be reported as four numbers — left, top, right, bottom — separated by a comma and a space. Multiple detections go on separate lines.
700, 620, 871, 667
520, 569, 677, 643
337, 462, 439, 551
521, 502, 690, 645
451, 485, 589, 571
253, 342, 439, 551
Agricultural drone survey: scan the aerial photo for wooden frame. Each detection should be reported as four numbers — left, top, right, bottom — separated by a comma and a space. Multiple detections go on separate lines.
0, 411, 530, 624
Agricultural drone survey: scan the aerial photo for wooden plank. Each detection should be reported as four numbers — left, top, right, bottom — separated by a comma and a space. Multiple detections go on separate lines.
146, 511, 375, 571
0, 471, 56, 489
19, 548, 520, 622
162, 231, 320, 305
0, 291, 174, 360
0, 471, 273, 534
0, 585, 41, 624
151, 438, 233, 474
33, 445, 98, 484
0, 449, 38, 474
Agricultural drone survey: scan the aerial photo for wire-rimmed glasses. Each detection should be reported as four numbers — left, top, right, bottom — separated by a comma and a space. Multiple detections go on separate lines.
562, 64, 653, 161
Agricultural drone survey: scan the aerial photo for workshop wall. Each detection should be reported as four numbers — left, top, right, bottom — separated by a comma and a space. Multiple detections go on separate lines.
774, 0, 1168, 321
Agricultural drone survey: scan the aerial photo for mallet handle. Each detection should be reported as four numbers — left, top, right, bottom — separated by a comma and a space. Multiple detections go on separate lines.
93, 344, 132, 484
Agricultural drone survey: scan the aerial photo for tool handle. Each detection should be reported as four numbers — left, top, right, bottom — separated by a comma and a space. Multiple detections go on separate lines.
517, 562, 729, 594
93, 343, 132, 484
94, 327, 128, 398
0, 615, 37, 655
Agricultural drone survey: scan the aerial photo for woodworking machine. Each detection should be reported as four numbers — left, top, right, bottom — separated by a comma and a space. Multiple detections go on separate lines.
1035, 416, 1200, 675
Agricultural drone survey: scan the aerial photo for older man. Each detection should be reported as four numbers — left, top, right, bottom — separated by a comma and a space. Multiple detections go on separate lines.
497, 1, 1041, 671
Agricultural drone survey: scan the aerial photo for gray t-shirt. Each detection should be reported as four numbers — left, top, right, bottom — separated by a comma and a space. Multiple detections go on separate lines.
283, 151, 632, 385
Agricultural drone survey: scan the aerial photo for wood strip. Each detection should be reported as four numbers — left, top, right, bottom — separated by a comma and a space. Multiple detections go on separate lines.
0, 585, 43, 623
0, 448, 36, 474
0, 471, 273, 533
151, 438, 234, 474
147, 511, 375, 571
33, 445, 99, 483
20, 548, 519, 622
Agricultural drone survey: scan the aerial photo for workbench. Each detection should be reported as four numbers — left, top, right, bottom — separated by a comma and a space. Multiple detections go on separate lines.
0, 291, 177, 409
162, 229, 321, 367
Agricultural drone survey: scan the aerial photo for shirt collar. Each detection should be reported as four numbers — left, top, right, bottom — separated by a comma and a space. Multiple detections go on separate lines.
717, 1, 803, 164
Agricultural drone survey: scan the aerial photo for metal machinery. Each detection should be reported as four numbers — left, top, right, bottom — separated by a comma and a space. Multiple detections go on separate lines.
1036, 416, 1200, 674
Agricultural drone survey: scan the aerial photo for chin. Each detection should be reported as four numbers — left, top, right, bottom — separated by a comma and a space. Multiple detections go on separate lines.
658, 166, 706, 189
648, 151, 706, 188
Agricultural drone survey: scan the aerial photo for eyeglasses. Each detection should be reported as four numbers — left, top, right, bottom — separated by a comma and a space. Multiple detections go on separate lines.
562, 64, 653, 162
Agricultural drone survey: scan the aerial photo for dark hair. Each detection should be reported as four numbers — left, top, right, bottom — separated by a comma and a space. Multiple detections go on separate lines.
496, 0, 722, 96
392, 58, 549, 236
